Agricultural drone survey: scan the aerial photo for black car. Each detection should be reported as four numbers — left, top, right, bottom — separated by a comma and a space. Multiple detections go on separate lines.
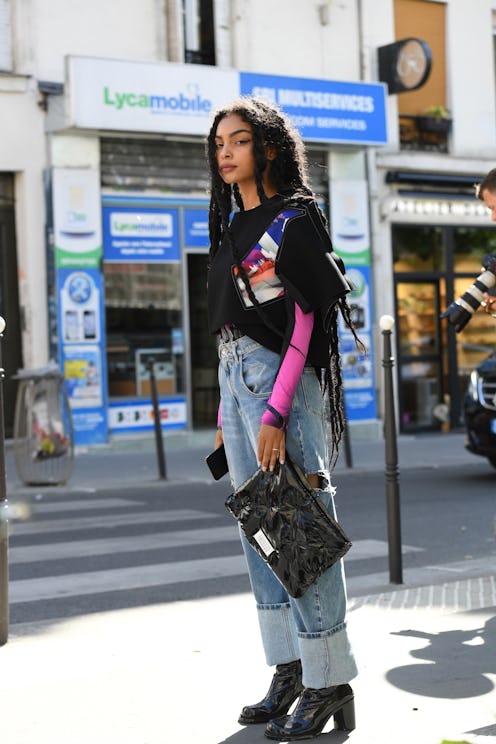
464, 351, 496, 468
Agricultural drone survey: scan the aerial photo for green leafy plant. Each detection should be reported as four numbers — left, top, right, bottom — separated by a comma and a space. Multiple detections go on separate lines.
423, 104, 450, 119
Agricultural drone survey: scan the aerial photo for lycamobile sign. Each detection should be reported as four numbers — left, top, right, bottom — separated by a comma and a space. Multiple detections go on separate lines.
68, 57, 387, 143
103, 86, 212, 114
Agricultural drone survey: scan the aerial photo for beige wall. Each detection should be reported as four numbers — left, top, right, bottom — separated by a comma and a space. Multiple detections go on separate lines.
394, 0, 447, 117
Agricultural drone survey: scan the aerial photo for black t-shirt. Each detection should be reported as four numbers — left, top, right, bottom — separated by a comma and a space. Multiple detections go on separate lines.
207, 196, 350, 367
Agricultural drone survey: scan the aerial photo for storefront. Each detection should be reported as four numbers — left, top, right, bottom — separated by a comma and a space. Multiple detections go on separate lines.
383, 185, 495, 433
47, 56, 388, 445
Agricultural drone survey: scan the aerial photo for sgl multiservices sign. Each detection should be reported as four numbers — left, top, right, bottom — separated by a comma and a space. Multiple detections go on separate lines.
67, 56, 387, 146
239, 72, 387, 145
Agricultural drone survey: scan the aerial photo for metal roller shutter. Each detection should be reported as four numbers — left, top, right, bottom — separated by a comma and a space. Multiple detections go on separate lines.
100, 137, 329, 201
100, 137, 210, 192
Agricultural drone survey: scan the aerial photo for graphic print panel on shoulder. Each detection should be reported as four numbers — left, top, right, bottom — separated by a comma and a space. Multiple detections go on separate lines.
233, 208, 302, 308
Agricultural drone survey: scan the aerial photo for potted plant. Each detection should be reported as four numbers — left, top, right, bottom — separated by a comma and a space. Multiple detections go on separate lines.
417, 105, 452, 133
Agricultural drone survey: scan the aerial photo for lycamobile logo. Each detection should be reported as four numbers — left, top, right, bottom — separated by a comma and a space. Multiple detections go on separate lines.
103, 86, 212, 114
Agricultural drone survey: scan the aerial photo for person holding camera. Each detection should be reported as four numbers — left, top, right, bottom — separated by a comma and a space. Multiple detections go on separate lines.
476, 168, 496, 317
442, 170, 496, 330
483, 293, 496, 315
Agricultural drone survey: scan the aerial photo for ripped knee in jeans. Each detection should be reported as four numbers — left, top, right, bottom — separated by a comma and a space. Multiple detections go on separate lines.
305, 470, 331, 490
306, 473, 322, 489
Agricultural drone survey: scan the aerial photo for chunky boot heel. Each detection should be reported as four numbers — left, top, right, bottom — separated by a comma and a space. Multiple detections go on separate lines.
265, 683, 355, 741
238, 660, 302, 725
334, 696, 356, 732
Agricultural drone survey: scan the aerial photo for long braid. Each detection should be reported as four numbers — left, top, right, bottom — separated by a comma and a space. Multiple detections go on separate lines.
232, 184, 244, 211
324, 306, 344, 466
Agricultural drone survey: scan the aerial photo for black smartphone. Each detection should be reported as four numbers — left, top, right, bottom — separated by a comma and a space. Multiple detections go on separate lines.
205, 444, 229, 480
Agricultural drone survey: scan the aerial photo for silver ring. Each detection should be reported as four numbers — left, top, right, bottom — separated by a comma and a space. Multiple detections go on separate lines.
272, 448, 279, 452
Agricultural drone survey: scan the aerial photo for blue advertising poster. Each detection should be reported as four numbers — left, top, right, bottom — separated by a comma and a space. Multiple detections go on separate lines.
183, 208, 209, 248
339, 265, 377, 421
102, 205, 180, 262
57, 267, 108, 444
240, 72, 387, 145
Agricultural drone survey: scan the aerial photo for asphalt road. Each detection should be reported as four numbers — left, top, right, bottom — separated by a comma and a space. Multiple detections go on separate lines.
6, 460, 495, 631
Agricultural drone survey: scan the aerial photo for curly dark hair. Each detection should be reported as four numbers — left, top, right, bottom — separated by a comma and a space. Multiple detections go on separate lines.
206, 96, 312, 257
205, 96, 361, 466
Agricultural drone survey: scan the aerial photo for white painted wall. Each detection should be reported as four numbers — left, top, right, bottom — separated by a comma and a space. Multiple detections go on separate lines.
447, 0, 496, 158
13, 0, 163, 82
230, 0, 360, 80
0, 76, 47, 366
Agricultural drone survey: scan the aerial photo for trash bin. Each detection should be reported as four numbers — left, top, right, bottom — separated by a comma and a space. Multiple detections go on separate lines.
13, 364, 74, 485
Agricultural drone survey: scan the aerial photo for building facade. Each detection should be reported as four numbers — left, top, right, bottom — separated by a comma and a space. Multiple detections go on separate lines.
1, 0, 495, 443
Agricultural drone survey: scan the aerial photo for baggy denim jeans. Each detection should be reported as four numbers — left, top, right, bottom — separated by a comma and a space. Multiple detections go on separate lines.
218, 335, 358, 689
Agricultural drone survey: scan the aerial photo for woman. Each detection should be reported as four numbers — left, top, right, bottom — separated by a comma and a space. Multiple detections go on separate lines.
206, 96, 359, 741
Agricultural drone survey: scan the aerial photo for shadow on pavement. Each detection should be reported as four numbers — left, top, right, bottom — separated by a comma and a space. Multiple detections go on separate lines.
217, 727, 351, 744
466, 723, 496, 736
386, 611, 496, 698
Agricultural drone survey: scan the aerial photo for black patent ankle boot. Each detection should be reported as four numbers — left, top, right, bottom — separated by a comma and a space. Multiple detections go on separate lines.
238, 660, 303, 725
265, 683, 355, 740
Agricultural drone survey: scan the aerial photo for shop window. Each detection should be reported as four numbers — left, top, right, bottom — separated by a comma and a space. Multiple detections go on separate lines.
104, 263, 185, 399
453, 227, 496, 273
183, 0, 215, 65
393, 223, 496, 432
393, 225, 444, 272
453, 226, 496, 376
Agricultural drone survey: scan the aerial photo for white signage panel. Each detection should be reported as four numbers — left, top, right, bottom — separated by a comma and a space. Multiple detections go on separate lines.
67, 56, 239, 134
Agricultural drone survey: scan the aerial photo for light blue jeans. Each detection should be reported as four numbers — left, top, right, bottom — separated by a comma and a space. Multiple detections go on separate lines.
218, 335, 358, 689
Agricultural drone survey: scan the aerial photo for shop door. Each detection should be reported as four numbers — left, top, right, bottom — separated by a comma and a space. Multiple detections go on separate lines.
187, 254, 219, 428
0, 206, 23, 437
396, 280, 445, 431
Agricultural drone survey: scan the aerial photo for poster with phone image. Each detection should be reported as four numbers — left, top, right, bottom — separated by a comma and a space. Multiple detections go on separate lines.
64, 310, 79, 342
57, 267, 108, 445
83, 309, 97, 339
59, 270, 101, 344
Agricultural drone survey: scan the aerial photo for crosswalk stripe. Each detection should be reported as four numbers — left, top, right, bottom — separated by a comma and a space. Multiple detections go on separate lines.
8, 495, 426, 609
348, 539, 423, 560
8, 544, 426, 605
9, 533, 422, 564
11, 508, 218, 536
9, 555, 249, 603
27, 498, 142, 514
10, 525, 240, 563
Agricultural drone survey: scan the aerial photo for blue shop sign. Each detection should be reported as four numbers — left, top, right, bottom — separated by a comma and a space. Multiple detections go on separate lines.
102, 205, 180, 262
183, 208, 209, 248
240, 72, 387, 145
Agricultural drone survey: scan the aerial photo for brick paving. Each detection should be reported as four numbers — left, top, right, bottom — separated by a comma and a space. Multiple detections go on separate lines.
350, 574, 496, 612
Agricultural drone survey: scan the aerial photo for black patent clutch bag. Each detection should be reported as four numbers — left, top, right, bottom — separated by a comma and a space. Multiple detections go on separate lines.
225, 455, 352, 598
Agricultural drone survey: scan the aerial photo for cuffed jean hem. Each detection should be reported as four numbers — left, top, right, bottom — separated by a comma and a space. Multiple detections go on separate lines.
257, 604, 299, 666
298, 623, 358, 689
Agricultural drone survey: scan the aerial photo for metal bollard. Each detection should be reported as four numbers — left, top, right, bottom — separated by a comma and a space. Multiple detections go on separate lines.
380, 315, 403, 584
146, 357, 167, 480
0, 317, 9, 645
